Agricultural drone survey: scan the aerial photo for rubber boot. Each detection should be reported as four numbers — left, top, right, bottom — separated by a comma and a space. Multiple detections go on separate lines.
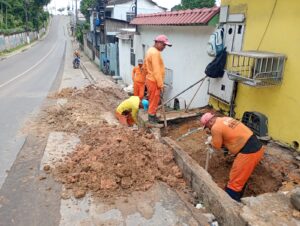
148, 114, 158, 123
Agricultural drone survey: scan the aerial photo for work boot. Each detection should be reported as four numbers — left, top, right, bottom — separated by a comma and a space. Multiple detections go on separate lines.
148, 114, 158, 123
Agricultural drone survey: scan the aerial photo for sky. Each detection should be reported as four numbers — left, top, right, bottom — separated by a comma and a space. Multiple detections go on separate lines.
49, 0, 182, 12
48, 0, 219, 13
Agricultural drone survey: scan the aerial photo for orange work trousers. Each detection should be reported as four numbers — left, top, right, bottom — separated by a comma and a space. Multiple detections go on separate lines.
146, 79, 161, 115
227, 146, 265, 192
115, 112, 135, 126
134, 81, 145, 100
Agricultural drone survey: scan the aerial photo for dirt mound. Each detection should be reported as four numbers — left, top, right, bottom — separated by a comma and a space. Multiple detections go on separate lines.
45, 85, 127, 133
53, 124, 185, 198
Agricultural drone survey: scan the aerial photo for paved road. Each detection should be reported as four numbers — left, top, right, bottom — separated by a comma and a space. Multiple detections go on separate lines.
0, 16, 66, 189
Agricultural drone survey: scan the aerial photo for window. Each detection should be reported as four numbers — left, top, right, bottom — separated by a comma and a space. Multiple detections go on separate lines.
126, 12, 135, 22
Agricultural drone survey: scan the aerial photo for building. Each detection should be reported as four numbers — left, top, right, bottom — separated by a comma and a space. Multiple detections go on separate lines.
210, 0, 300, 148
118, 7, 220, 109
106, 0, 166, 22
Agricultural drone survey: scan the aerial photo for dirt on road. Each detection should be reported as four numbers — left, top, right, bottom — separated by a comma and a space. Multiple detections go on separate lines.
37, 84, 185, 199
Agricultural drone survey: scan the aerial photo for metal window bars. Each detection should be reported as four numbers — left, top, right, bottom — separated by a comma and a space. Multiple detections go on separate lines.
226, 51, 287, 87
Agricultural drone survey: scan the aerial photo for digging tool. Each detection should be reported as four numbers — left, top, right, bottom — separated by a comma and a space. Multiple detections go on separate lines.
205, 146, 214, 171
157, 76, 207, 111
185, 77, 207, 112
160, 92, 168, 130
176, 127, 204, 141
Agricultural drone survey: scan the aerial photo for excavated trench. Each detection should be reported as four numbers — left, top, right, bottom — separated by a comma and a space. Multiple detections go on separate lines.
162, 117, 300, 197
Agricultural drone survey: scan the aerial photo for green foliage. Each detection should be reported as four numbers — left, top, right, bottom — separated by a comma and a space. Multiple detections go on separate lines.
172, 0, 215, 11
80, 0, 96, 21
0, 0, 50, 33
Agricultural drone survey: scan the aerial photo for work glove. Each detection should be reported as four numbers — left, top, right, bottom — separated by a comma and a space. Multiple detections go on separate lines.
205, 136, 212, 145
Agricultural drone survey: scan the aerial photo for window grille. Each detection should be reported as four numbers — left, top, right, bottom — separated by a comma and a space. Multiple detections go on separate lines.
226, 51, 286, 87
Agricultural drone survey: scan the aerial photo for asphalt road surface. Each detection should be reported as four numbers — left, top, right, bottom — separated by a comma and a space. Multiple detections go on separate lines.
0, 16, 66, 190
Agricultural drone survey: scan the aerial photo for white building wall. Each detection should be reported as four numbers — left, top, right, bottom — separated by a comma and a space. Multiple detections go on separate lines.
118, 38, 132, 85
112, 0, 165, 21
135, 26, 215, 109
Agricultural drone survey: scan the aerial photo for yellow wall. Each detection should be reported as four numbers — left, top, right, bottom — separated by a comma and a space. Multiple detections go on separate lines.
216, 0, 300, 147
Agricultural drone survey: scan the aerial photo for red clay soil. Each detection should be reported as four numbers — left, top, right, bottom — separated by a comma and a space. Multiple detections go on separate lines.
43, 85, 185, 199
166, 118, 299, 197
53, 124, 185, 198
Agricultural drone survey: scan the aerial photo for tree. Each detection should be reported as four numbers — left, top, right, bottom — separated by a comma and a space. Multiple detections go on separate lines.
80, 0, 96, 21
172, 0, 215, 11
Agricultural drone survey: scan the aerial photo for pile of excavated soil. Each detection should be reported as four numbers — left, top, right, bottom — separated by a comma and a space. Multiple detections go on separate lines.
41, 85, 186, 199
45, 85, 128, 133
53, 123, 185, 198
166, 118, 299, 197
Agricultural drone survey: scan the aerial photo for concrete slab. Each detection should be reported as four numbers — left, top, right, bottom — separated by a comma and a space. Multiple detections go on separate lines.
241, 192, 300, 226
40, 132, 80, 170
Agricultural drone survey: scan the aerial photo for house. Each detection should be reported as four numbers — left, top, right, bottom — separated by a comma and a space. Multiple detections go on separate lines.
118, 7, 220, 109
84, 0, 166, 74
209, 0, 300, 148
106, 0, 166, 22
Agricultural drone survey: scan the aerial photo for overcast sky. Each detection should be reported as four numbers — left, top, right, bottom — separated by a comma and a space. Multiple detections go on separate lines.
49, 0, 183, 11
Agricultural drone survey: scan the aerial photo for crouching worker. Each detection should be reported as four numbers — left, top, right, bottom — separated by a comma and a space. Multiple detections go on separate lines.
115, 96, 141, 126
200, 113, 265, 202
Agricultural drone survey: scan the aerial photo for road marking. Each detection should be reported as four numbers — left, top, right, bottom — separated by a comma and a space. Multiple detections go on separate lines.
0, 44, 57, 89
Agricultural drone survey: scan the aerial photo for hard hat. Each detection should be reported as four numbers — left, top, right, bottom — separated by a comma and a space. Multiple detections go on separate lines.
142, 99, 149, 110
138, 59, 143, 64
200, 112, 215, 128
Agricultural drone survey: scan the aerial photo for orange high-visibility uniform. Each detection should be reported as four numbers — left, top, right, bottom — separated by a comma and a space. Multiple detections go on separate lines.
132, 65, 146, 100
115, 96, 140, 126
211, 117, 264, 193
144, 47, 165, 115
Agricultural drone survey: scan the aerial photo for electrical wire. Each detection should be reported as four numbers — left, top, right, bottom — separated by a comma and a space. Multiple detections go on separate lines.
257, 0, 278, 50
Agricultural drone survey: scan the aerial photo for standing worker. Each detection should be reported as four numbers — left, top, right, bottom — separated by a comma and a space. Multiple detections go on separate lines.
200, 112, 265, 202
132, 59, 146, 100
144, 35, 172, 123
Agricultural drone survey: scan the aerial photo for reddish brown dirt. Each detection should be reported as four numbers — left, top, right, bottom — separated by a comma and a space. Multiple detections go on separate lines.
39, 85, 186, 199
166, 118, 299, 197
52, 124, 185, 198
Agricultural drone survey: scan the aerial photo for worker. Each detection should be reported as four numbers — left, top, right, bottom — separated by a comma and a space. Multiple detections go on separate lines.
144, 34, 172, 123
132, 59, 146, 100
115, 96, 143, 126
200, 112, 265, 202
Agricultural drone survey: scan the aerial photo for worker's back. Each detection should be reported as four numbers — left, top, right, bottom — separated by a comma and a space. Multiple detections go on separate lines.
144, 47, 165, 88
211, 117, 253, 154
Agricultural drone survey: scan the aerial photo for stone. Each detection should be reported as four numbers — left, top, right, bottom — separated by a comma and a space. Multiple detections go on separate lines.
291, 190, 300, 211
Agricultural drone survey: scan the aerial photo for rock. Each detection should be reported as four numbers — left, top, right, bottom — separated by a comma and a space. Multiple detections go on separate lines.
39, 176, 47, 180
121, 177, 133, 189
43, 165, 51, 171
100, 178, 118, 190
74, 189, 86, 199
291, 190, 300, 211
61, 191, 70, 200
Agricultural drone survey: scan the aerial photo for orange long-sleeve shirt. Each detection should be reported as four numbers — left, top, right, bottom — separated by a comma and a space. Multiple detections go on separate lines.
144, 47, 165, 89
211, 117, 253, 154
132, 66, 146, 83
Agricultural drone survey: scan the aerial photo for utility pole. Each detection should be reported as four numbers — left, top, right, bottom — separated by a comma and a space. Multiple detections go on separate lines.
75, 0, 78, 35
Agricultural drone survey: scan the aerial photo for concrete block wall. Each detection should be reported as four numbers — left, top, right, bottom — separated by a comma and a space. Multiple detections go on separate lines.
0, 29, 45, 52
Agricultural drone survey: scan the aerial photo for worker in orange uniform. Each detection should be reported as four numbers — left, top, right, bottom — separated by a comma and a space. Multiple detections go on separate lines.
115, 96, 141, 126
200, 112, 265, 202
132, 59, 146, 100
144, 34, 172, 123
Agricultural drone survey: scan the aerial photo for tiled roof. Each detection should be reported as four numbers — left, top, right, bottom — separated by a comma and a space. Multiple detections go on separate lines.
131, 7, 220, 26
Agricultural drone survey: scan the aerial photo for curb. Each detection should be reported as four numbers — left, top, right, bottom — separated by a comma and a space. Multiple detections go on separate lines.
162, 137, 247, 226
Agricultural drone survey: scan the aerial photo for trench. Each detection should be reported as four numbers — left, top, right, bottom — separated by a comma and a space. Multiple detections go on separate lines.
161, 117, 293, 197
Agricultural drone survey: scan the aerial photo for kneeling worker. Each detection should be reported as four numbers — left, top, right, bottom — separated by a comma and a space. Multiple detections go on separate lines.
200, 112, 265, 202
115, 96, 144, 126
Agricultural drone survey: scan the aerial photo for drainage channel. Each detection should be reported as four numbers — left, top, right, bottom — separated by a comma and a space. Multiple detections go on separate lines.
140, 113, 300, 225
